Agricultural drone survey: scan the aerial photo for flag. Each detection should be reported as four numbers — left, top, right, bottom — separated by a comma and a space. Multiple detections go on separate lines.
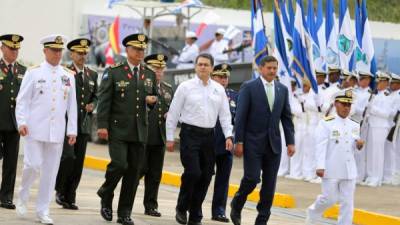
109, 16, 121, 54
105, 43, 115, 66
315, 0, 326, 71
307, 0, 324, 73
173, 0, 203, 13
195, 11, 221, 37
291, 0, 318, 93
273, 0, 295, 89
354, 0, 376, 74
251, 0, 269, 67
107, 0, 124, 9
280, 0, 294, 66
338, 0, 356, 70
325, 0, 339, 66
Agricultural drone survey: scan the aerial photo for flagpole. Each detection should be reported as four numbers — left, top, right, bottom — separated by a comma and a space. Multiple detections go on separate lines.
258, 0, 270, 55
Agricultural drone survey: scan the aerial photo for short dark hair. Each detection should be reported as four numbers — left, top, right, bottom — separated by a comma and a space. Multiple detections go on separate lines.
259, 55, 278, 67
195, 53, 214, 67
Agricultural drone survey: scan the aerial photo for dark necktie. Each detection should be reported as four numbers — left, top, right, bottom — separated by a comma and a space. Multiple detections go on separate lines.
7, 64, 13, 80
77, 71, 84, 86
133, 66, 138, 81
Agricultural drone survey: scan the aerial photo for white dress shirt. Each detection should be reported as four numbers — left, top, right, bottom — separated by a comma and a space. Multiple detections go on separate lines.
16, 61, 77, 143
166, 75, 233, 141
260, 76, 275, 101
315, 116, 360, 179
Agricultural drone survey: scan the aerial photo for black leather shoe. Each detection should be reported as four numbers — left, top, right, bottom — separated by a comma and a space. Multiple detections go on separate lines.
212, 215, 230, 223
100, 200, 113, 221
187, 221, 202, 225
63, 202, 79, 210
0, 200, 15, 209
230, 202, 241, 225
55, 192, 71, 209
145, 208, 161, 217
117, 216, 134, 225
175, 208, 187, 224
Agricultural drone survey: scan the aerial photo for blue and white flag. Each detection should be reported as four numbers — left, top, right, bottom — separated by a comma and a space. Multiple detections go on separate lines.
172, 0, 204, 13
354, 0, 376, 74
279, 0, 294, 66
325, 0, 339, 66
273, 0, 295, 89
107, 0, 125, 9
291, 0, 318, 93
338, 0, 356, 70
307, 0, 324, 73
251, 0, 269, 78
315, 0, 326, 71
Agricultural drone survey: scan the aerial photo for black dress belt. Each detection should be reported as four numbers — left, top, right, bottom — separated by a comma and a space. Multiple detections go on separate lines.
181, 123, 213, 134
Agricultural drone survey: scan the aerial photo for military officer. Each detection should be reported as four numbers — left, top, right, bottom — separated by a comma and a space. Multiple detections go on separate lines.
352, 70, 373, 183
363, 71, 393, 187
55, 38, 98, 210
0, 34, 26, 210
341, 70, 358, 89
388, 73, 400, 185
140, 53, 173, 217
306, 89, 364, 225
96, 33, 158, 225
15, 34, 77, 224
210, 63, 237, 223
315, 69, 329, 92
173, 31, 199, 69
200, 29, 230, 65
322, 66, 342, 117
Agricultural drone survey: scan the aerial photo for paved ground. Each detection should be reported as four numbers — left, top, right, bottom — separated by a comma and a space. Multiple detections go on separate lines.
86, 142, 400, 218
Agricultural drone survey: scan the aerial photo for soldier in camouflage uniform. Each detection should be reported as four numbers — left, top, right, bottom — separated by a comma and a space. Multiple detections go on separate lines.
55, 38, 98, 210
96, 33, 158, 225
141, 54, 173, 217
0, 34, 26, 209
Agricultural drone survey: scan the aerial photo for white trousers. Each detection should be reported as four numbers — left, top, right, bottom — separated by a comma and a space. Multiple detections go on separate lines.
355, 124, 369, 182
278, 126, 290, 176
18, 137, 63, 216
289, 127, 305, 178
365, 127, 390, 185
302, 125, 317, 180
308, 179, 356, 225
383, 140, 395, 182
393, 135, 400, 185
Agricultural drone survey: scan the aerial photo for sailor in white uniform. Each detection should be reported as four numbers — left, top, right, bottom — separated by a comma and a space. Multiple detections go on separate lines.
15, 34, 77, 224
174, 31, 199, 69
306, 89, 364, 225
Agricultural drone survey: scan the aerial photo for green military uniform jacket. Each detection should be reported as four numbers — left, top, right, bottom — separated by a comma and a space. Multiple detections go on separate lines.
66, 64, 98, 134
147, 81, 173, 145
97, 60, 157, 142
0, 59, 27, 131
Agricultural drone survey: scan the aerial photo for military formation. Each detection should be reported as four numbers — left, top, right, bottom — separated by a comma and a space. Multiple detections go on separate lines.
0, 30, 399, 225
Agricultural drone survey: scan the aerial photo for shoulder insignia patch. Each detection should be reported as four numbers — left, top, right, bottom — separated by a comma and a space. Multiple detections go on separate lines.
63, 66, 76, 75
324, 115, 335, 121
110, 62, 122, 69
162, 81, 172, 88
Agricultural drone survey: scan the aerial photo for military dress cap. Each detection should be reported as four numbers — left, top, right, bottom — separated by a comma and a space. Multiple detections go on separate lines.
215, 28, 225, 35
186, 31, 197, 40
341, 69, 357, 79
212, 63, 232, 77
122, 33, 148, 49
144, 54, 168, 68
390, 72, 400, 83
328, 65, 341, 73
0, 34, 24, 49
67, 38, 91, 53
40, 34, 68, 49
357, 70, 373, 78
315, 69, 327, 76
376, 71, 391, 81
334, 88, 354, 103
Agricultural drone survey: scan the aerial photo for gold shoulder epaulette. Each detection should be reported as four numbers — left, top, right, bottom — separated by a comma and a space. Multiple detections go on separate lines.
63, 66, 76, 75
324, 115, 335, 121
29, 65, 40, 70
110, 62, 122, 69
162, 81, 172, 88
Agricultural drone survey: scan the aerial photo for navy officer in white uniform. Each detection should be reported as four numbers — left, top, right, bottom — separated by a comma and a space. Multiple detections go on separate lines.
15, 34, 77, 225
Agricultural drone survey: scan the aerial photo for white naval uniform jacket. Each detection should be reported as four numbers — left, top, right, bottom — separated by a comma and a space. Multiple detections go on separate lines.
366, 90, 394, 128
315, 116, 360, 179
16, 61, 77, 143
176, 43, 199, 69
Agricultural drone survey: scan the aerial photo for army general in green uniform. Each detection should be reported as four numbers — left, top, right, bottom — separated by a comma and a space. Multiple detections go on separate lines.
0, 34, 26, 209
96, 33, 158, 225
140, 54, 173, 217
55, 38, 98, 210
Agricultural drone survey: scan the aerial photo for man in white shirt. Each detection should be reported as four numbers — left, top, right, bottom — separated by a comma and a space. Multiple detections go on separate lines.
388, 73, 400, 185
15, 34, 77, 225
166, 53, 233, 225
202, 29, 230, 65
173, 31, 199, 69
306, 89, 364, 225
